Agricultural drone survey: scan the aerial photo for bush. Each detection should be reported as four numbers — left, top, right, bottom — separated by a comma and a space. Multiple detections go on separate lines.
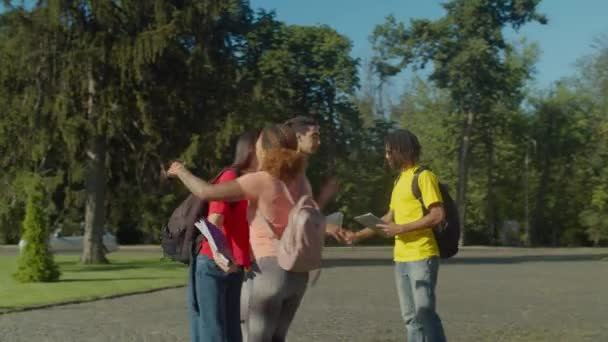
13, 178, 60, 282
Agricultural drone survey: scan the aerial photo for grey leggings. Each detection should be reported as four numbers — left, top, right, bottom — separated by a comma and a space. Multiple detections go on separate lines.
245, 257, 309, 342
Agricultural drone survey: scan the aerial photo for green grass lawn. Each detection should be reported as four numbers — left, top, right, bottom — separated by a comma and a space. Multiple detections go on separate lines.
0, 252, 188, 313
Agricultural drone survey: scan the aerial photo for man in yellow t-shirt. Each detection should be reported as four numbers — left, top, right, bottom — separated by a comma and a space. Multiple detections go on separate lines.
350, 129, 447, 342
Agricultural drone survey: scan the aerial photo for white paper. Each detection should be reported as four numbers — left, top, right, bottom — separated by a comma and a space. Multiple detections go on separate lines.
353, 213, 385, 232
325, 212, 344, 227
194, 219, 232, 264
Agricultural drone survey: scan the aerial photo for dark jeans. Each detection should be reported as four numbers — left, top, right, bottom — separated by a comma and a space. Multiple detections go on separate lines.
188, 254, 244, 342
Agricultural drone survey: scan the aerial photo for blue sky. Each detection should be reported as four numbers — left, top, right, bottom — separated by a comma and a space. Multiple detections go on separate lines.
3, 1, 606, 92
250, 0, 608, 91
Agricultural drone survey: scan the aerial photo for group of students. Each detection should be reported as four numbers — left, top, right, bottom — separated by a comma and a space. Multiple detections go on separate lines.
166, 116, 448, 342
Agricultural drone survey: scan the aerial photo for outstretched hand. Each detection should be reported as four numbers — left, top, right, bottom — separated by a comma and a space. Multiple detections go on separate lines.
166, 161, 187, 177
326, 224, 354, 245
344, 230, 359, 246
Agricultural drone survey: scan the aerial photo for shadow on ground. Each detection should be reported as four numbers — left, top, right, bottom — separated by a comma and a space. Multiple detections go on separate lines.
322, 253, 608, 268
56, 260, 185, 272
58, 276, 180, 282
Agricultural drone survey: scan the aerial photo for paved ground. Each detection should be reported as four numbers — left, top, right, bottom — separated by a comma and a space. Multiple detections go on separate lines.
1, 247, 607, 342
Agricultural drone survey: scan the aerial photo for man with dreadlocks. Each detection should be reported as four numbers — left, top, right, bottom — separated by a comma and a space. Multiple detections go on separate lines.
348, 129, 448, 342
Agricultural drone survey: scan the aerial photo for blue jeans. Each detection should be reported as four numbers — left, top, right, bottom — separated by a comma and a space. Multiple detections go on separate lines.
394, 257, 447, 342
188, 254, 243, 342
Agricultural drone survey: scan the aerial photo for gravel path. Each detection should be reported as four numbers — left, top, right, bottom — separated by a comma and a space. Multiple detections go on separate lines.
1, 247, 607, 342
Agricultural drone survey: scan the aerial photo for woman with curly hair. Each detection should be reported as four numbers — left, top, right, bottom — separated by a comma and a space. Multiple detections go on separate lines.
168, 124, 343, 342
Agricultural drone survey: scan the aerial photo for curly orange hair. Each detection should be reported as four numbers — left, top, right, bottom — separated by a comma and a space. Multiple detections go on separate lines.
260, 124, 305, 182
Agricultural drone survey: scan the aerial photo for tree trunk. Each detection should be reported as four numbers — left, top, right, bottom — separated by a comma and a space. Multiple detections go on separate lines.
457, 111, 474, 246
532, 108, 554, 246
550, 164, 570, 247
523, 149, 531, 246
81, 71, 108, 264
485, 138, 497, 244
533, 158, 550, 246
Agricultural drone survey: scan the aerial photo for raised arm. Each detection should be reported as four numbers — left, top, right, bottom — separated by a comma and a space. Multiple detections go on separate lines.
167, 161, 246, 202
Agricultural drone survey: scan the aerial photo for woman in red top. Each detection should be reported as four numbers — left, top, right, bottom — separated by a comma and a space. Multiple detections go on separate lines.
188, 129, 259, 342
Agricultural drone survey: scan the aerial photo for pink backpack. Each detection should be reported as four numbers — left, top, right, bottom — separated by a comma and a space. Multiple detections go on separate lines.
259, 182, 326, 273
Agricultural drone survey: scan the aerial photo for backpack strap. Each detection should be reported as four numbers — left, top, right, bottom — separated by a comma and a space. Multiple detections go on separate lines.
278, 180, 296, 205
259, 179, 298, 236
256, 180, 292, 240
411, 166, 429, 215
256, 179, 309, 244
256, 195, 308, 241
257, 210, 281, 240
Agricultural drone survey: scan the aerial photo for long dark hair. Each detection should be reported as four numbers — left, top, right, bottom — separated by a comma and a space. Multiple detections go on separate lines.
385, 129, 421, 169
231, 129, 261, 173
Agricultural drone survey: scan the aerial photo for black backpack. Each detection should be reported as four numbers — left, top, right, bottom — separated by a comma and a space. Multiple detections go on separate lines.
411, 167, 460, 259
160, 168, 237, 265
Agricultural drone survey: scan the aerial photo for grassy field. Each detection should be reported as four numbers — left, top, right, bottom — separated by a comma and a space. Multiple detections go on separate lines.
0, 252, 188, 313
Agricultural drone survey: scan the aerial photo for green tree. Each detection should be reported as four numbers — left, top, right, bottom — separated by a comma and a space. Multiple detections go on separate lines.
356, 59, 392, 127
0, 3, 67, 245
371, 0, 546, 244
1, 0, 256, 261
391, 77, 456, 177
13, 176, 60, 283
528, 85, 594, 245
239, 18, 366, 206
1, 2, 375, 248
572, 36, 608, 246
580, 185, 608, 246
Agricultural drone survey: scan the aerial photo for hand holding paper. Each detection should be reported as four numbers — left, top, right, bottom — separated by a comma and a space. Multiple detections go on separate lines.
194, 219, 236, 273
325, 212, 353, 244
353, 213, 385, 231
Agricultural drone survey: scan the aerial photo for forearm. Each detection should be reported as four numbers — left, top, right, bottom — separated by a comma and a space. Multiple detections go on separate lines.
381, 211, 393, 223
355, 210, 393, 242
354, 228, 377, 242
325, 223, 338, 235
177, 169, 212, 200
399, 209, 443, 233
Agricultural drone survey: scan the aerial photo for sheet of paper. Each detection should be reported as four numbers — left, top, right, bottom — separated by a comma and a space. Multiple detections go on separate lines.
194, 219, 232, 264
353, 213, 385, 232
326, 212, 344, 227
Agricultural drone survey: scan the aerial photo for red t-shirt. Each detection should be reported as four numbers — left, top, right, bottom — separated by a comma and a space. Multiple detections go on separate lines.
199, 169, 251, 268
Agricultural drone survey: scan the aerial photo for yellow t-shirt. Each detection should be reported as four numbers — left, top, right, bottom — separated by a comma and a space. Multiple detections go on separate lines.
390, 166, 442, 262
